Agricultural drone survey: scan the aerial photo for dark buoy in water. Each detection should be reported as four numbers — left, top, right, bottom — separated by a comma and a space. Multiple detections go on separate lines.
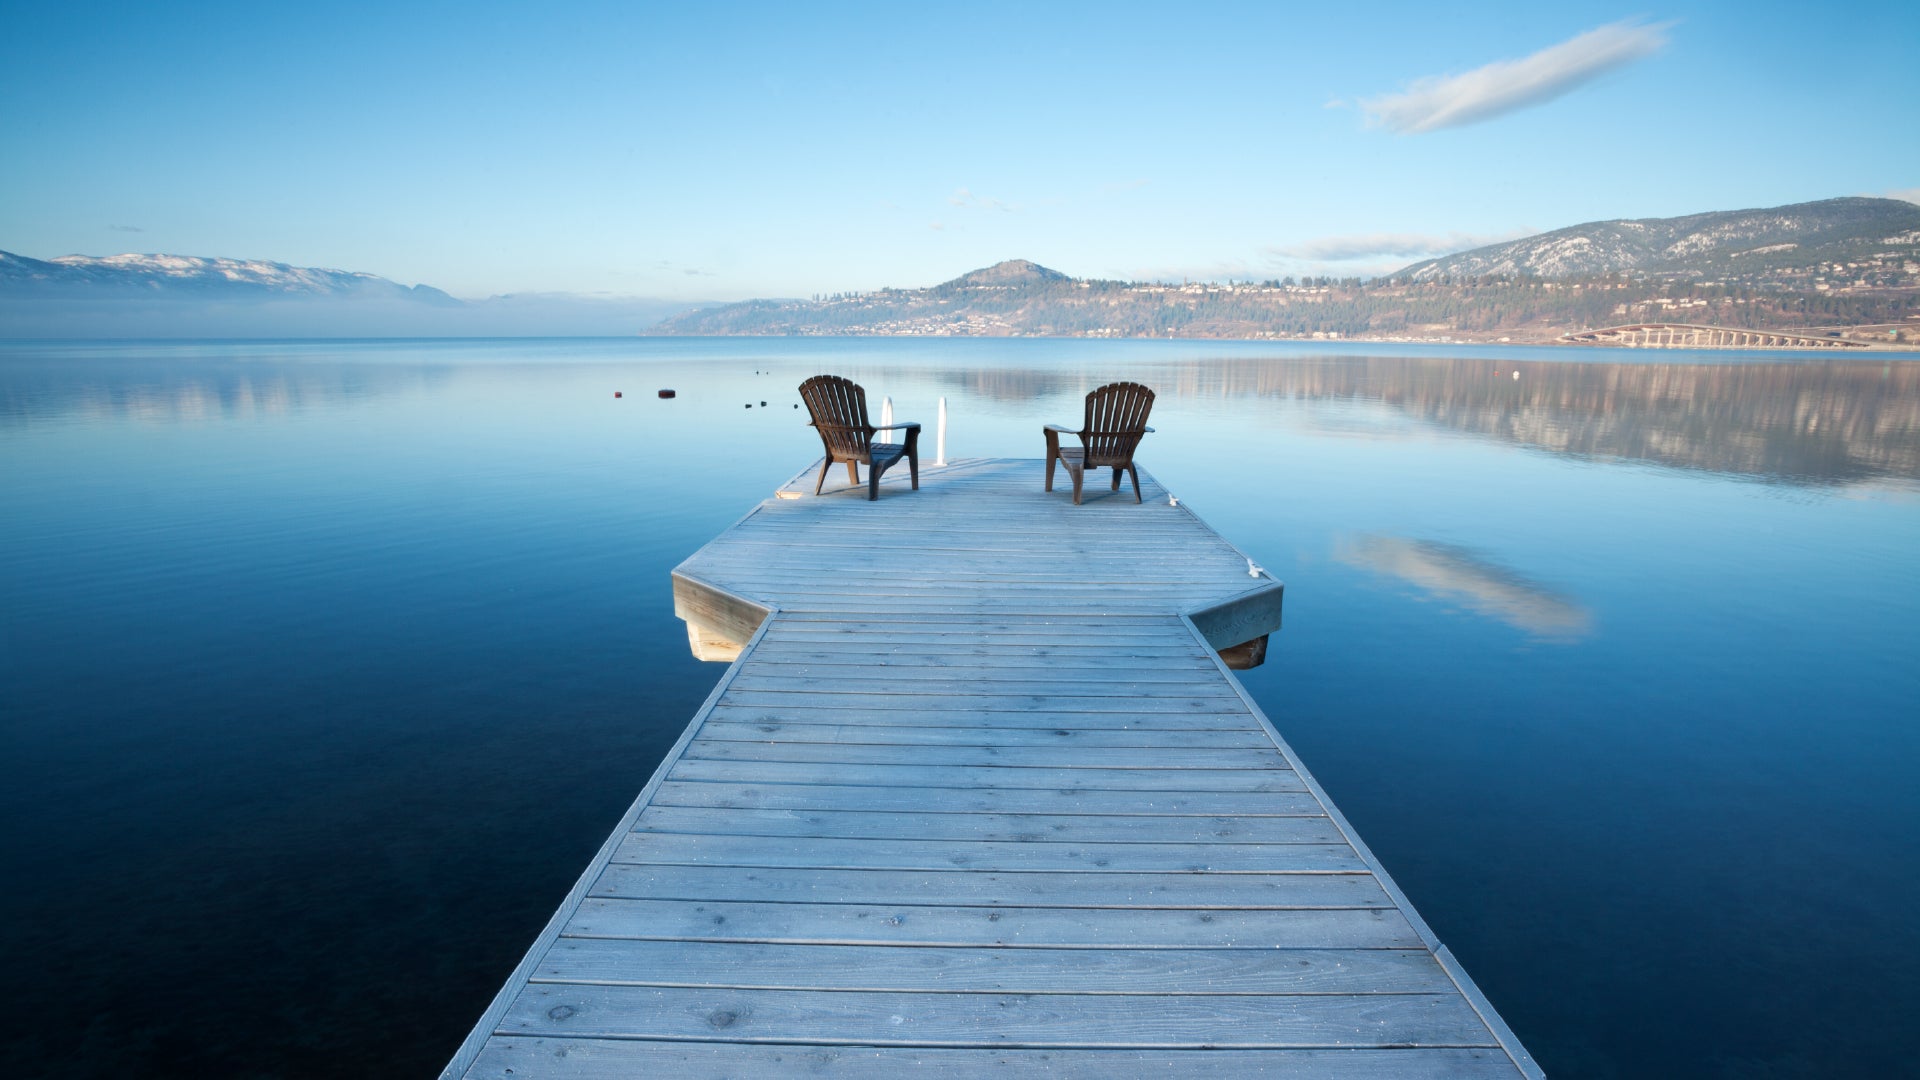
760, 401, 766, 407
614, 391, 622, 398
744, 403, 752, 408
658, 389, 676, 399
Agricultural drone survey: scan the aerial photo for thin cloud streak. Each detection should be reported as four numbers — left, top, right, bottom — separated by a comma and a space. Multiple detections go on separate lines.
1363, 19, 1671, 134
1121, 258, 1259, 283
1270, 230, 1529, 262
649, 259, 718, 278
949, 187, 1017, 212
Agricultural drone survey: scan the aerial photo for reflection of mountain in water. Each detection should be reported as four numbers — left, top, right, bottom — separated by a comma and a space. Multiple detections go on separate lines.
1012, 355, 1918, 487
931, 355, 1919, 485
9, 347, 1915, 487
935, 367, 1081, 402
1337, 535, 1593, 640
1178, 356, 1920, 485
0, 358, 453, 427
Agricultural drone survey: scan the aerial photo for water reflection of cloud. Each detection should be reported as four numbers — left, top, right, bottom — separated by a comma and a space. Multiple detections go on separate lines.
1338, 534, 1593, 640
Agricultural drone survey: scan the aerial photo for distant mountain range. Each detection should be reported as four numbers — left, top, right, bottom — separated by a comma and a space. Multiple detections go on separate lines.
8, 197, 1918, 341
1394, 197, 1920, 280
652, 198, 1920, 343
0, 250, 700, 337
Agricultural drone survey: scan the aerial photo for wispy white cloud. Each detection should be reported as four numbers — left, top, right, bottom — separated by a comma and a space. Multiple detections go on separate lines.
1887, 187, 1920, 206
1362, 19, 1671, 134
949, 187, 1017, 212
108, 224, 144, 232
1269, 229, 1529, 262
649, 259, 717, 277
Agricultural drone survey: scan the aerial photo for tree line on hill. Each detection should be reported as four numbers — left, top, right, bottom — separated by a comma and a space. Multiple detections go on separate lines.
657, 272, 1918, 339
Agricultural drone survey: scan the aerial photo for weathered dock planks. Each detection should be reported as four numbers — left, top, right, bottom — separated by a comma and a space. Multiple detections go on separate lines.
444, 458, 1538, 1078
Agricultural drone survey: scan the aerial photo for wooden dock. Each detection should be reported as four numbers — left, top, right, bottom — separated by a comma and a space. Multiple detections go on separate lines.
444, 458, 1539, 1078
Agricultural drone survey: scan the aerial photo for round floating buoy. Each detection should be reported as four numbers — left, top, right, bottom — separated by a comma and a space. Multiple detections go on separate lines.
614, 391, 622, 398
744, 403, 752, 408
658, 389, 676, 399
760, 401, 766, 407
1512, 371, 1520, 380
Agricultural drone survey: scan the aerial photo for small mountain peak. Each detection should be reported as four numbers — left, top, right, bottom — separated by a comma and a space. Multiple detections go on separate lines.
943, 259, 1069, 288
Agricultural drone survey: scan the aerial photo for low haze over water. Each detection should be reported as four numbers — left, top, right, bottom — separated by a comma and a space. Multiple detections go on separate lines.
3, 338, 1917, 1077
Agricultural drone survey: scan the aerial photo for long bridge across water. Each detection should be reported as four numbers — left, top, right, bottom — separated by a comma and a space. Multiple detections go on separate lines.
1560, 322, 1870, 349
443, 458, 1539, 1078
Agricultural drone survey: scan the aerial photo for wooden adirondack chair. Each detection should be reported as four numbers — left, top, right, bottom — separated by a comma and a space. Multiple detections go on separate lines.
799, 375, 921, 500
1044, 381, 1155, 504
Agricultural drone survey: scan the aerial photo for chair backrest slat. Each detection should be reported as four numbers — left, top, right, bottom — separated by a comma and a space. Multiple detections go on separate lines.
1080, 381, 1154, 463
800, 375, 873, 458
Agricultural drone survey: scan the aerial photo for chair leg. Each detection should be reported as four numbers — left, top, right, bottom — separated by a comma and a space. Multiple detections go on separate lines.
868, 461, 882, 501
847, 461, 859, 484
1129, 463, 1142, 503
908, 447, 919, 490
1071, 467, 1085, 505
815, 457, 832, 495
1111, 466, 1122, 491
1045, 454, 1056, 492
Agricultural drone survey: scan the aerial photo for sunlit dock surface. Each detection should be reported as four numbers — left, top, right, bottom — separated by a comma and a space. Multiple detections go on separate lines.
444, 458, 1537, 1078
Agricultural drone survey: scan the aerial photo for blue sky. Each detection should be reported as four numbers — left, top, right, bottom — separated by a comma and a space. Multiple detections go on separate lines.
3, 1, 1915, 300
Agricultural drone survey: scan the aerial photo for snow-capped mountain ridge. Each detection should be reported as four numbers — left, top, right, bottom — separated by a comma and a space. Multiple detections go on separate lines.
1394, 197, 1920, 280
2, 249, 459, 303
0, 248, 705, 337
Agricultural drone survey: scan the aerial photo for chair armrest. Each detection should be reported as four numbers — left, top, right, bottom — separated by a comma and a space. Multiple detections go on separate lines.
1043, 423, 1077, 433
1142, 426, 1154, 432
874, 421, 921, 432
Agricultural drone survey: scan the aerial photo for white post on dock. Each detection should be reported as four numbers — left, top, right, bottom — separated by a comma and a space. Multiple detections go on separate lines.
936, 396, 947, 466
879, 396, 893, 443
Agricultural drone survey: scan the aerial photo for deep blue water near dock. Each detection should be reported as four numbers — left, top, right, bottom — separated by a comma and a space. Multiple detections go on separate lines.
2, 338, 1916, 1078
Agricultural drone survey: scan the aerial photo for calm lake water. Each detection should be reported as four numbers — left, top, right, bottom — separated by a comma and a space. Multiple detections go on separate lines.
3, 337, 1917, 1077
